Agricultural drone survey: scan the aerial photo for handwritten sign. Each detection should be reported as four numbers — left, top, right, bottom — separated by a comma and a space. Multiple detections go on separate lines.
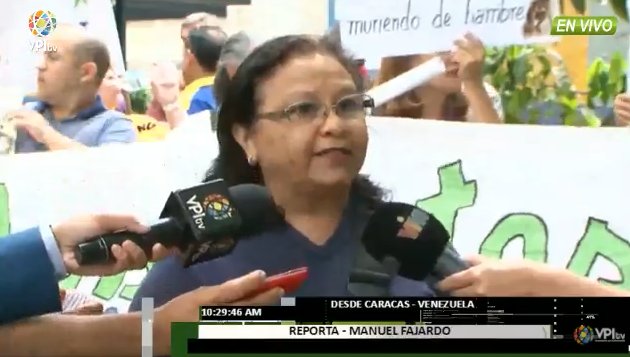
335, 0, 559, 58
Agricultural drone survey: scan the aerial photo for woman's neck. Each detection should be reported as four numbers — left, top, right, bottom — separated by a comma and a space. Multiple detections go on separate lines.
267, 181, 350, 246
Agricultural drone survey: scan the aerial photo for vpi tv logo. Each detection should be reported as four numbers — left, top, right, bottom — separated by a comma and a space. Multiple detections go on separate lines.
574, 325, 626, 345
27, 10, 58, 53
595, 327, 626, 342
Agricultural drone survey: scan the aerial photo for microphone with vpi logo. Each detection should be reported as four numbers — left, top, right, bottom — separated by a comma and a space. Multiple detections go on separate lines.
357, 202, 470, 294
75, 179, 284, 268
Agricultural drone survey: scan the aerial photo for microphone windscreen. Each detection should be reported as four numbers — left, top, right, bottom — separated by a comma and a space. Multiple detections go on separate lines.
361, 202, 451, 280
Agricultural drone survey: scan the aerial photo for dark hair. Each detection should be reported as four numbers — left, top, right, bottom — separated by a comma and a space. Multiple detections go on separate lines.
214, 32, 255, 105
205, 34, 384, 208
187, 26, 227, 73
73, 38, 110, 84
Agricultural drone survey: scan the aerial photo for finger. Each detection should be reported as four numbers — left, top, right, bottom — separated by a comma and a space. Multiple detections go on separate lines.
234, 287, 284, 306
436, 268, 476, 292
450, 285, 482, 297
151, 243, 174, 261
615, 109, 630, 121
618, 94, 630, 103
466, 255, 488, 266
93, 214, 150, 235
464, 32, 484, 48
212, 270, 267, 303
121, 240, 148, 269
107, 244, 129, 274
614, 102, 630, 113
453, 39, 469, 52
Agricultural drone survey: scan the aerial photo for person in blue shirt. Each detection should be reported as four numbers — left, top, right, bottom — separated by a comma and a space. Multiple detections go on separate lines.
130, 34, 439, 315
7, 25, 135, 153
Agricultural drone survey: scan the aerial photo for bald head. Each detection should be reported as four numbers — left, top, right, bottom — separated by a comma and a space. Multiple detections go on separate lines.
182, 12, 219, 30
49, 25, 110, 85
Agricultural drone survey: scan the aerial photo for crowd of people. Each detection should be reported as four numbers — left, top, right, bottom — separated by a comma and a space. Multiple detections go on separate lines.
1, 9, 629, 357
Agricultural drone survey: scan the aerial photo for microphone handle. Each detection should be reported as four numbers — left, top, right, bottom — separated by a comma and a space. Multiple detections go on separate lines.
433, 245, 470, 279
74, 218, 183, 265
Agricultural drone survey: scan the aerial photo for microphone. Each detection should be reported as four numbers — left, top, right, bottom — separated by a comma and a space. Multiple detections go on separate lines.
360, 202, 469, 289
75, 179, 284, 267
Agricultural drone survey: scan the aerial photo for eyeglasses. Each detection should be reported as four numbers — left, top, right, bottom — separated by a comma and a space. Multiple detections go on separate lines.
257, 93, 375, 123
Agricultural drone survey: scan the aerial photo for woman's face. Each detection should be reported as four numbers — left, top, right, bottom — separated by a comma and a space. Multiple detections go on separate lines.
237, 53, 368, 190
99, 69, 121, 108
410, 52, 461, 93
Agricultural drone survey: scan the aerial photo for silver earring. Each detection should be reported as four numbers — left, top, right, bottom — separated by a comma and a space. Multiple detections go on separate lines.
247, 156, 257, 166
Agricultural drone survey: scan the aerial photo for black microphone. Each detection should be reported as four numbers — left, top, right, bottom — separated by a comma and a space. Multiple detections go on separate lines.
75, 179, 284, 267
360, 202, 469, 290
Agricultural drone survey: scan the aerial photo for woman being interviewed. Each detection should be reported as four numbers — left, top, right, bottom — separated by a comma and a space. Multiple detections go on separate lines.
130, 34, 437, 311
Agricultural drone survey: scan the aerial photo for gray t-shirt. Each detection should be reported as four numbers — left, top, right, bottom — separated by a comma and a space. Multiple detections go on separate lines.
15, 97, 136, 153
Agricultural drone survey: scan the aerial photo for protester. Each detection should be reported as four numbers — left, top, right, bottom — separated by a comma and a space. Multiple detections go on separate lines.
98, 68, 129, 112
438, 255, 630, 297
144, 12, 222, 118
0, 213, 161, 324
180, 12, 221, 53
130, 35, 439, 314
9, 25, 136, 153
613, 92, 630, 126
179, 26, 226, 113
375, 33, 503, 123
214, 31, 257, 105
100, 67, 170, 141
146, 60, 180, 122
0, 271, 283, 357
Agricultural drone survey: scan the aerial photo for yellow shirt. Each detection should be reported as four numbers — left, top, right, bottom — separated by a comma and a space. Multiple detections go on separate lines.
127, 114, 170, 142
178, 76, 214, 111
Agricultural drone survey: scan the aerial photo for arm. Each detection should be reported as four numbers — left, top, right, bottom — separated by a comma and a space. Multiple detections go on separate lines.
0, 227, 62, 324
463, 81, 503, 123
163, 102, 187, 129
533, 265, 630, 297
42, 128, 87, 150
96, 117, 137, 145
0, 312, 165, 357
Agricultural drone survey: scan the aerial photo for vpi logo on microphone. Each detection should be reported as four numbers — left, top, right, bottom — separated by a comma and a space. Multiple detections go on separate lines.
186, 194, 233, 230
27, 10, 58, 53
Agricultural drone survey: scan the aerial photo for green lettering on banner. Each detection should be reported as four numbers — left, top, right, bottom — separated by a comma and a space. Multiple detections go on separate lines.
415, 160, 477, 241
567, 218, 630, 290
0, 183, 10, 236
478, 213, 549, 262
93, 262, 155, 300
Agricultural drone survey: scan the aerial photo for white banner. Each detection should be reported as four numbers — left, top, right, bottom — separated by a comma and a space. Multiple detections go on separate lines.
335, 0, 559, 58
0, 112, 216, 312
197, 324, 551, 339
1, 117, 629, 312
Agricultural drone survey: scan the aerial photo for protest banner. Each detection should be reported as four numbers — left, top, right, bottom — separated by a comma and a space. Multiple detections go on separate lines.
1, 117, 628, 312
0, 112, 216, 312
335, 0, 560, 59
363, 117, 630, 290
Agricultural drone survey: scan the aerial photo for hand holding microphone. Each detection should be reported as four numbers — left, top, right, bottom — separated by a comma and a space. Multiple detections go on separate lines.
51, 213, 171, 277
74, 179, 284, 268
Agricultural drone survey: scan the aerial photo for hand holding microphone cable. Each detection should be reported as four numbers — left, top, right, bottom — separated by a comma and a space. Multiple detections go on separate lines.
74, 179, 284, 268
